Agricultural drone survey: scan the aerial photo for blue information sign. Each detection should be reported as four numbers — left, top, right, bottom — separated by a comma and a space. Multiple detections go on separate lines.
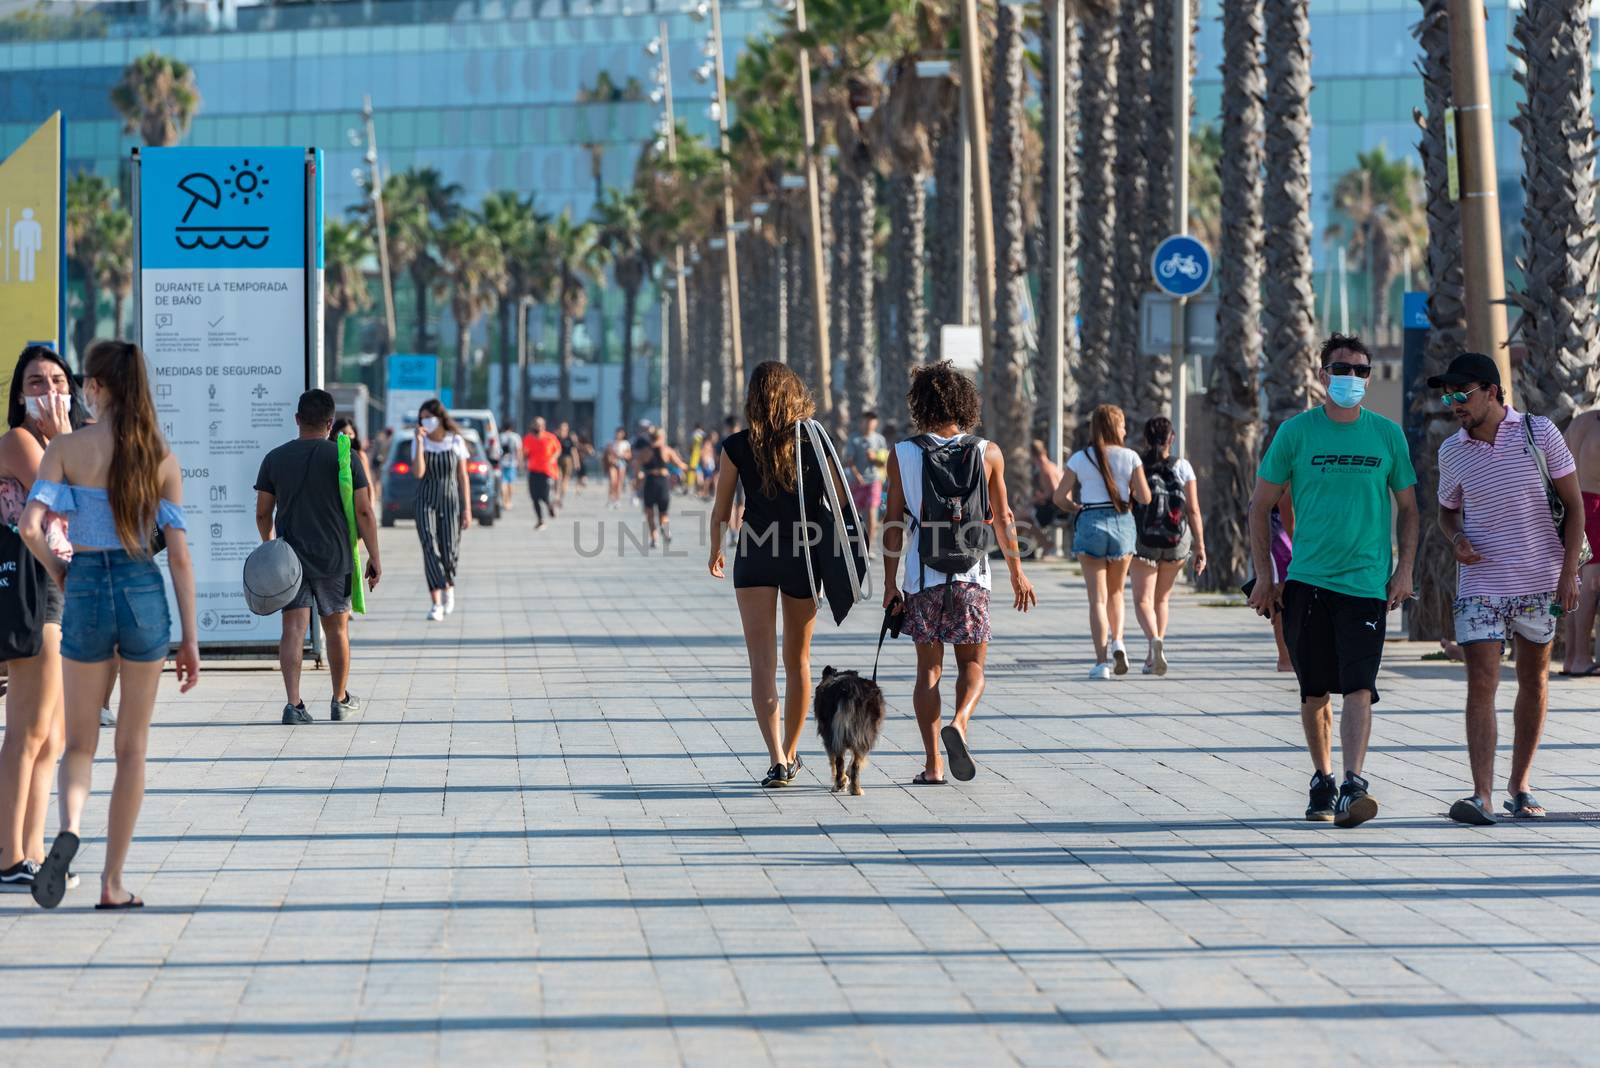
1150, 234, 1213, 297
140, 147, 307, 270
388, 354, 439, 391
1402, 291, 1430, 331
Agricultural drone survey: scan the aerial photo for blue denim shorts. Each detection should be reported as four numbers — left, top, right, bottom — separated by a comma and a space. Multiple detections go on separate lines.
1073, 507, 1138, 560
60, 550, 171, 664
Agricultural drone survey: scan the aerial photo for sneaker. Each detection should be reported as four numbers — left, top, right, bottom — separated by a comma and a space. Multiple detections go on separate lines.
0, 860, 38, 892
1334, 773, 1380, 828
330, 692, 361, 722
1088, 662, 1113, 681
1150, 638, 1168, 677
100, 707, 116, 727
784, 754, 803, 782
761, 762, 790, 788
444, 589, 456, 615
282, 702, 312, 725
1110, 641, 1129, 676
1306, 771, 1338, 822
427, 604, 445, 622
65, 870, 79, 890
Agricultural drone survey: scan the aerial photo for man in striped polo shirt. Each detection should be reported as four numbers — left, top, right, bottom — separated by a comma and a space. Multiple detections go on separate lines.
1434, 352, 1586, 825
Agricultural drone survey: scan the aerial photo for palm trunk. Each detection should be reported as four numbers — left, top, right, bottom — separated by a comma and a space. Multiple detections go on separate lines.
620, 280, 638, 430
1262, 0, 1319, 426
828, 169, 851, 428
930, 112, 964, 333
326, 309, 347, 384
1510, 0, 1600, 424
112, 291, 126, 341
557, 283, 575, 427
786, 198, 815, 390
1078, 6, 1120, 423
988, 2, 1032, 513
886, 171, 927, 430
411, 263, 430, 353
498, 299, 515, 426
774, 228, 789, 368
75, 276, 99, 361
1059, 10, 1082, 450
1200, 0, 1266, 593
1111, 0, 1153, 415
1407, 0, 1468, 639
455, 319, 471, 404
841, 164, 877, 421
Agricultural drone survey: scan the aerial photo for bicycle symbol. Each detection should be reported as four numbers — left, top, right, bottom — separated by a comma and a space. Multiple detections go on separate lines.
1158, 252, 1204, 281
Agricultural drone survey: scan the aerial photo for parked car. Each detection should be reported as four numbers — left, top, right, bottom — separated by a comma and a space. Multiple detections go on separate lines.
381, 431, 498, 527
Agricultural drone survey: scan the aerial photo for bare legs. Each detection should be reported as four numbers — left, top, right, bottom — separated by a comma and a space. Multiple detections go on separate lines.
0, 626, 64, 867
1131, 559, 1183, 662
1563, 561, 1600, 673
913, 641, 987, 780
734, 587, 817, 768
1463, 637, 1550, 812
1081, 555, 1132, 663
279, 607, 310, 706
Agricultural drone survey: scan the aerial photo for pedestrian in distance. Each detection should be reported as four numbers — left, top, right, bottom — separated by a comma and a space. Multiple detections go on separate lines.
258, 391, 383, 724
1432, 353, 1582, 824
497, 425, 521, 512
18, 339, 200, 909
330, 417, 375, 510
845, 410, 889, 555
412, 399, 471, 622
0, 345, 76, 894
1559, 405, 1600, 675
522, 417, 560, 528
709, 361, 853, 788
1024, 438, 1064, 558
1248, 332, 1419, 828
883, 361, 1036, 785
636, 428, 687, 549
603, 426, 632, 509
555, 419, 577, 505
1052, 404, 1151, 679
1130, 416, 1207, 675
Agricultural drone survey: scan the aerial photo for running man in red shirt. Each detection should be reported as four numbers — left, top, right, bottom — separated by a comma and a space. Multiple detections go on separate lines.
522, 417, 561, 529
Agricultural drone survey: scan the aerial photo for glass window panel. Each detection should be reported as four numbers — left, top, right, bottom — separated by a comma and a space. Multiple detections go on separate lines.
471, 109, 493, 144
387, 110, 417, 148
396, 26, 422, 50
416, 109, 443, 148
372, 26, 399, 53
222, 35, 248, 61
268, 32, 294, 59
496, 108, 518, 143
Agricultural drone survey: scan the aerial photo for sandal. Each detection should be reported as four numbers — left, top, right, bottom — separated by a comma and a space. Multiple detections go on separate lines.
909, 771, 947, 786
1448, 796, 1496, 826
1503, 792, 1547, 819
940, 725, 976, 782
94, 894, 144, 911
31, 830, 79, 909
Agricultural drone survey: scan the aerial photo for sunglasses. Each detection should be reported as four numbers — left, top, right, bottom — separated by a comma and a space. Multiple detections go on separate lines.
1325, 362, 1372, 378
1440, 386, 1481, 406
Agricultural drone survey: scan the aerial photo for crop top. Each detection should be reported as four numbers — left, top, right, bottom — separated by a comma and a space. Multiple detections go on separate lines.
26, 479, 186, 551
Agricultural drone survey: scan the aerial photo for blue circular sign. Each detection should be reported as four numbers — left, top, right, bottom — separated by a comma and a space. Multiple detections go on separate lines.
1151, 234, 1213, 297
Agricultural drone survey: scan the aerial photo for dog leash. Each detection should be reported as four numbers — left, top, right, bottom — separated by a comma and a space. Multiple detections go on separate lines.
873, 598, 904, 683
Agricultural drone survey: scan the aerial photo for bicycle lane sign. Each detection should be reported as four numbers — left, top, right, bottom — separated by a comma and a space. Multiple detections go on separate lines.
1150, 234, 1212, 298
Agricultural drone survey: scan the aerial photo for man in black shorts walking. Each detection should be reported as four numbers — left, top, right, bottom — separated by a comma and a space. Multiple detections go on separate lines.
1247, 334, 1419, 827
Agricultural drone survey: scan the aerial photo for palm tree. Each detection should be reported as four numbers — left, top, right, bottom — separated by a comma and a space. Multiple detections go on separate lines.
93, 209, 133, 338
435, 214, 507, 405
1510, 0, 1600, 425
1078, 1, 1120, 423
546, 212, 609, 428
65, 173, 119, 356
987, 1, 1032, 513
1111, 0, 1153, 416
1262, 0, 1318, 427
597, 188, 654, 430
1332, 148, 1425, 334
1039, 0, 1083, 453
387, 167, 461, 354
1408, 0, 1467, 639
481, 191, 547, 422
323, 219, 373, 385
1201, 0, 1265, 593
110, 52, 200, 146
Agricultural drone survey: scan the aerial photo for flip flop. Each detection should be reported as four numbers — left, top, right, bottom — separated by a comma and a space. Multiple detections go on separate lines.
1448, 796, 1496, 826
941, 725, 976, 782
909, 771, 947, 786
31, 830, 79, 909
94, 895, 144, 911
1558, 665, 1600, 677
1503, 792, 1547, 819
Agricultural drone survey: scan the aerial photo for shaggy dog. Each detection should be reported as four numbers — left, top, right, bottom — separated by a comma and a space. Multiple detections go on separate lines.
813, 666, 886, 796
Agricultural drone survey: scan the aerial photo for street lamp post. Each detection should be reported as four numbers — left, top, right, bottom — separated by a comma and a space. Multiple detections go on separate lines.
958, 0, 996, 363
791, 0, 832, 419
705, 0, 746, 394
652, 21, 691, 441
360, 94, 397, 357
1170, 0, 1190, 458
1046, 1, 1065, 467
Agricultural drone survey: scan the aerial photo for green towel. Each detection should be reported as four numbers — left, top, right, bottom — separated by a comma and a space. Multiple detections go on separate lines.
338, 434, 366, 615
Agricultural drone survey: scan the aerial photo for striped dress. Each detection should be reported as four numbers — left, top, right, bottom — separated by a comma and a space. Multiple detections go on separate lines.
417, 433, 467, 592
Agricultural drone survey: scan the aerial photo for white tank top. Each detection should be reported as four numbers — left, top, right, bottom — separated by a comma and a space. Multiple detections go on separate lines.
894, 434, 992, 595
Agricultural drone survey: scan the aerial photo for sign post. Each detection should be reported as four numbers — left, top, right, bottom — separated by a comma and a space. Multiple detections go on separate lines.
1151, 234, 1213, 460
135, 146, 323, 656
0, 112, 64, 396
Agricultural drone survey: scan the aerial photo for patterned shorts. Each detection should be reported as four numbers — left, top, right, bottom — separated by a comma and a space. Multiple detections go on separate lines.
904, 581, 992, 646
1453, 592, 1559, 647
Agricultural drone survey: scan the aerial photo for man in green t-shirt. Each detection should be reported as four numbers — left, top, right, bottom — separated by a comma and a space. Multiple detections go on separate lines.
1247, 333, 1419, 828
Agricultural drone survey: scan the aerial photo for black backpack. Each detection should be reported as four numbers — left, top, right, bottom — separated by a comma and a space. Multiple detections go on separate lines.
912, 434, 991, 588
1136, 459, 1188, 548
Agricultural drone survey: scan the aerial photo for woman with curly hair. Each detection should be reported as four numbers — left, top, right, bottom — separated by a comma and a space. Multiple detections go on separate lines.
882, 361, 1035, 785
709, 361, 844, 788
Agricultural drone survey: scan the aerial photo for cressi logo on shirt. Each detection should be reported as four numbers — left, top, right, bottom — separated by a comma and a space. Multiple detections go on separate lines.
1310, 453, 1382, 471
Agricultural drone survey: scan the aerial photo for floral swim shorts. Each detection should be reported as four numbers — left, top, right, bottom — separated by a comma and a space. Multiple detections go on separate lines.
903, 581, 992, 646
1453, 592, 1559, 647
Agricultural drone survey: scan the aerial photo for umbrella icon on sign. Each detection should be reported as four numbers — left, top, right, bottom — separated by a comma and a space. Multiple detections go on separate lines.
177, 173, 221, 223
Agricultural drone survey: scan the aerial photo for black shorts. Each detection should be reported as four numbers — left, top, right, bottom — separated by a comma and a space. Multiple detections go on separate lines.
733, 539, 815, 600
1281, 579, 1387, 704
642, 475, 671, 513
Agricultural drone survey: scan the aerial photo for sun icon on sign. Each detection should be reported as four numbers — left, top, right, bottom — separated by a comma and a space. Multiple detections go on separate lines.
226, 158, 269, 205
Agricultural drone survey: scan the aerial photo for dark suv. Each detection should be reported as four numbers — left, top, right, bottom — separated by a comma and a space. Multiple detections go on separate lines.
381, 432, 497, 527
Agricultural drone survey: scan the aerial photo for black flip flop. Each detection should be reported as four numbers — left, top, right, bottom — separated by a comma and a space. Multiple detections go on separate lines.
909, 771, 947, 786
31, 830, 79, 909
941, 725, 976, 782
1503, 792, 1547, 819
94, 895, 143, 911
1448, 797, 1496, 826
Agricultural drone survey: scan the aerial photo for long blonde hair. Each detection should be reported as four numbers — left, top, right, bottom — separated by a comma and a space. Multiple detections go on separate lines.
744, 361, 815, 497
85, 340, 166, 556
1088, 404, 1128, 514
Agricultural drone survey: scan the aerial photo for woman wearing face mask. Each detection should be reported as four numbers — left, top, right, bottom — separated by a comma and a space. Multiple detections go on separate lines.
412, 399, 471, 622
19, 339, 200, 909
0, 346, 77, 894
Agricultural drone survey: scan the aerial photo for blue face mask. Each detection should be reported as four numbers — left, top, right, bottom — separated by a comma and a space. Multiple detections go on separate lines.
1326, 374, 1367, 409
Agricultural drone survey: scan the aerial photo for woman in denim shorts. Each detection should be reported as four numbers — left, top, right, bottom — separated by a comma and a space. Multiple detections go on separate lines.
19, 340, 199, 910
1053, 405, 1151, 680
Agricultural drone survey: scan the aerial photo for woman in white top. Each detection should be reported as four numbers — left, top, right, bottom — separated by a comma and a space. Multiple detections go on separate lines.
412, 400, 471, 621
1053, 404, 1151, 680
1130, 416, 1206, 675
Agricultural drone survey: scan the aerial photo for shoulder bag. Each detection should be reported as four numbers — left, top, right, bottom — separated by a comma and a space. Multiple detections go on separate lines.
1525, 413, 1593, 568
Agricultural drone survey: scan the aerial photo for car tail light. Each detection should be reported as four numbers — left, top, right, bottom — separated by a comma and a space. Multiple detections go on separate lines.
392, 461, 411, 475
467, 461, 489, 475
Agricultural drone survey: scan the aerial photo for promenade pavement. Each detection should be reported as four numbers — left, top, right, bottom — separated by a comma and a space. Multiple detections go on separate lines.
3, 484, 1599, 1066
